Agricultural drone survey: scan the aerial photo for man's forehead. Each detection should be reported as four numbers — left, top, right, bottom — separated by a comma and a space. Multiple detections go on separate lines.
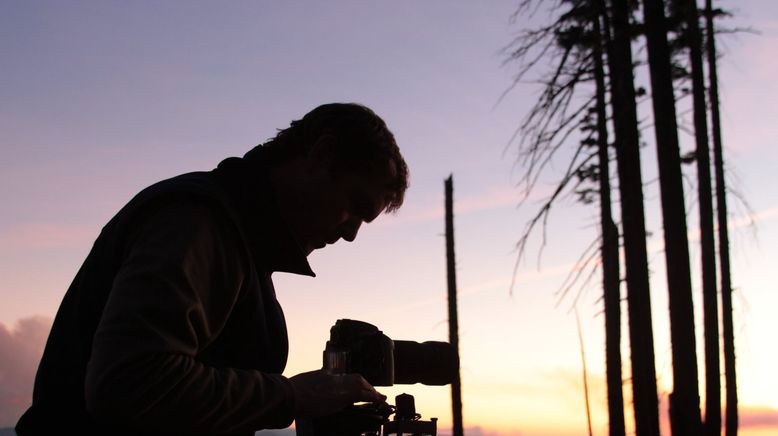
350, 166, 395, 214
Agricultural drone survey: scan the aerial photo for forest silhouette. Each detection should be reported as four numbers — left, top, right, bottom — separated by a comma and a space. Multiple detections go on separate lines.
503, 0, 740, 435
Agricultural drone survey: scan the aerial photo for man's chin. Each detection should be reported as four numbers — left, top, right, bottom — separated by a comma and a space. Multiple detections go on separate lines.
306, 238, 337, 254
308, 242, 326, 254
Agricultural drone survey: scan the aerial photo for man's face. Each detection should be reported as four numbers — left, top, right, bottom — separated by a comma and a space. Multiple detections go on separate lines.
286, 159, 396, 255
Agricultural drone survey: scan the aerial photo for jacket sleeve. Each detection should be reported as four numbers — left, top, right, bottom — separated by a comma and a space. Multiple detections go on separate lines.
84, 199, 296, 434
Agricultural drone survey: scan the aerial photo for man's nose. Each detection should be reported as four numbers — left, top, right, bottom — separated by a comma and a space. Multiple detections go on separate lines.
340, 219, 362, 242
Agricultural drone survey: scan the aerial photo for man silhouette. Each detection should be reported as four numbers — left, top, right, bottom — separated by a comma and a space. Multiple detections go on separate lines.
16, 103, 409, 435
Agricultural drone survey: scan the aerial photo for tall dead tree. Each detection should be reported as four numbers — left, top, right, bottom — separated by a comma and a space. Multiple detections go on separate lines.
604, 1, 661, 434
639, 0, 702, 433
445, 175, 464, 436
705, 0, 738, 433
674, 0, 721, 432
591, 1, 626, 433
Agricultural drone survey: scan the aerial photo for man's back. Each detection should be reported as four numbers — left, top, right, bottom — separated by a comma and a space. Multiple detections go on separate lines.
17, 161, 302, 435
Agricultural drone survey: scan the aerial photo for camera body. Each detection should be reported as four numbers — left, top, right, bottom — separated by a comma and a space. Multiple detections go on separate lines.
322, 319, 455, 386
296, 319, 456, 436
322, 319, 395, 384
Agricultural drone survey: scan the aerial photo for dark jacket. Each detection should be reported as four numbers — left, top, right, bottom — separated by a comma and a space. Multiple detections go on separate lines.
16, 155, 314, 435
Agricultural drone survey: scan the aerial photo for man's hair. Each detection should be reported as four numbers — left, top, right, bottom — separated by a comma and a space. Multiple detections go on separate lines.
246, 103, 409, 213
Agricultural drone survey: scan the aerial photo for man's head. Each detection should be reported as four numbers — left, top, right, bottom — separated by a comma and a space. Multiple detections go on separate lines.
247, 103, 409, 255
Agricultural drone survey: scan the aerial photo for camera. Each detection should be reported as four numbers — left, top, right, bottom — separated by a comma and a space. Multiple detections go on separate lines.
296, 319, 457, 436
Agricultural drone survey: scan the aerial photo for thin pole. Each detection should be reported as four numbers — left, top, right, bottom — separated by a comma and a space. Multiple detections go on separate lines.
576, 308, 594, 436
445, 175, 464, 436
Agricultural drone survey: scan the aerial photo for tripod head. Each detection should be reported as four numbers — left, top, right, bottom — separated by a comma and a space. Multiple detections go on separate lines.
296, 393, 437, 436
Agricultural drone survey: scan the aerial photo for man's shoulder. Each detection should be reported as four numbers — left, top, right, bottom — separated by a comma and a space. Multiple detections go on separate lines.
113, 171, 234, 223
139, 171, 225, 204
99, 171, 246, 248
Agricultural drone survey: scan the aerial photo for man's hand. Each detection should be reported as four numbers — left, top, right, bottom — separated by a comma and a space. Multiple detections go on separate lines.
289, 370, 386, 419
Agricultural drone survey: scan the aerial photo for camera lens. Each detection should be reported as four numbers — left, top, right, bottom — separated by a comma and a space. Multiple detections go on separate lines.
392, 341, 457, 386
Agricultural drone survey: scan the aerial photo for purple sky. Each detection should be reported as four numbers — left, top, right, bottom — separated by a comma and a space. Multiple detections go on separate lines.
1, 1, 777, 434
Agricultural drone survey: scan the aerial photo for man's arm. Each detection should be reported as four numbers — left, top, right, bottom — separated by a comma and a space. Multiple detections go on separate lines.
84, 199, 295, 434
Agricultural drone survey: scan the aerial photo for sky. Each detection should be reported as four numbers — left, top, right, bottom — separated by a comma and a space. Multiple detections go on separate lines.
1, 1, 777, 435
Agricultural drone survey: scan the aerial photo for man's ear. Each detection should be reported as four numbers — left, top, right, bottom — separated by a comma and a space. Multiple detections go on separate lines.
305, 134, 338, 173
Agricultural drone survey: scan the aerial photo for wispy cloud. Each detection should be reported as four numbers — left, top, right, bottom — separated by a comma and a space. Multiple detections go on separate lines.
729, 205, 778, 229
364, 264, 577, 317
369, 204, 778, 317
0, 316, 52, 426
740, 406, 778, 428
648, 204, 778, 253
0, 223, 96, 250
437, 426, 525, 436
376, 188, 534, 226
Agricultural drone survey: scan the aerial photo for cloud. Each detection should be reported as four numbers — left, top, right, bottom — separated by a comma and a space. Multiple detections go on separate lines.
645, 205, 778, 257
729, 205, 778, 229
740, 406, 778, 428
377, 185, 535, 229
438, 426, 523, 436
0, 316, 52, 427
0, 223, 96, 250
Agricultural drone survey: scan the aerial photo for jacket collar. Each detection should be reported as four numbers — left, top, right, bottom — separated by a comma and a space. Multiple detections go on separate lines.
213, 154, 315, 277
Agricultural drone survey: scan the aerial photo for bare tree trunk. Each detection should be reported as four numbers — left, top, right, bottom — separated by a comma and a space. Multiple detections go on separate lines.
602, 1, 660, 434
705, 1, 738, 433
679, 0, 721, 433
592, 2, 626, 434
639, 0, 703, 433
445, 175, 464, 436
